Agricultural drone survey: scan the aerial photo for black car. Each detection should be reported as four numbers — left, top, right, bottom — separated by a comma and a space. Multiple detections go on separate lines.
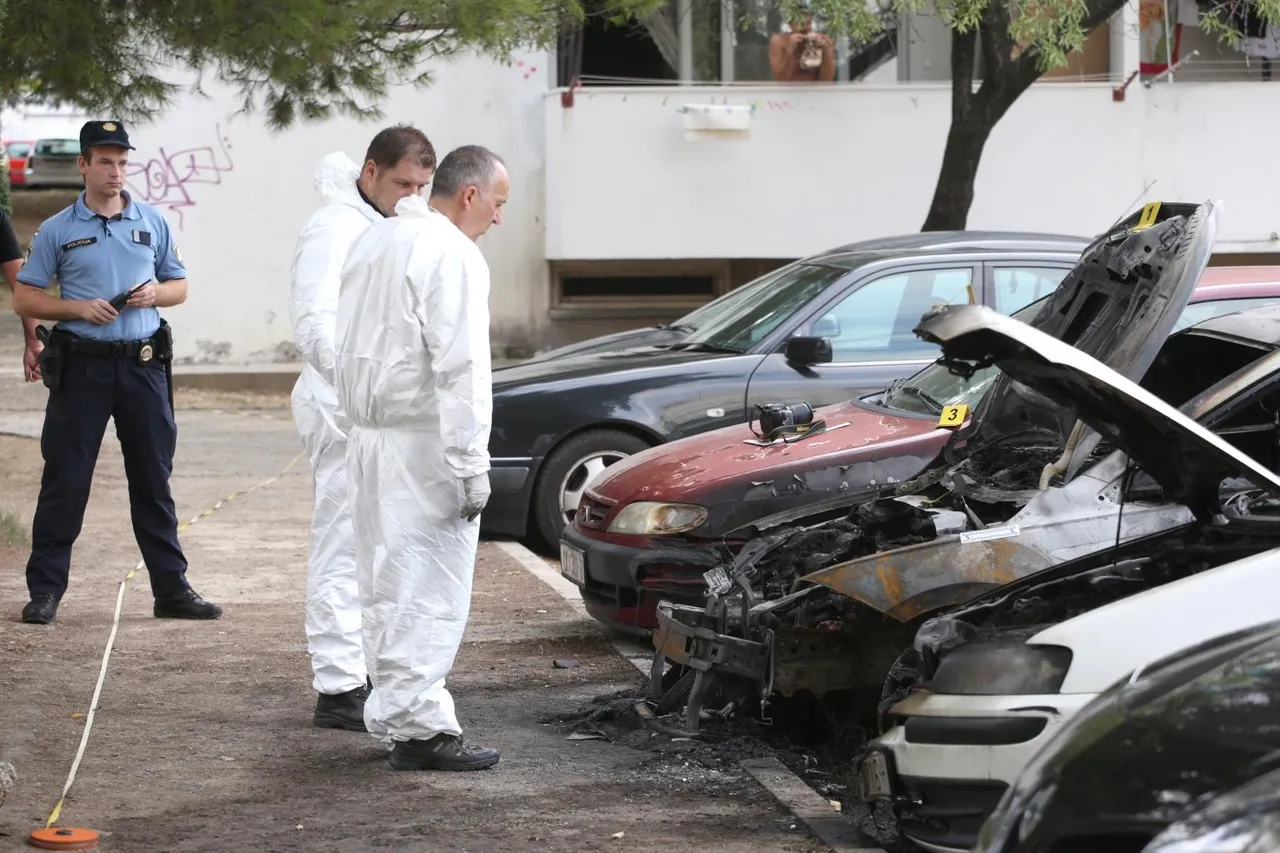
973, 617, 1280, 853
482, 231, 1089, 550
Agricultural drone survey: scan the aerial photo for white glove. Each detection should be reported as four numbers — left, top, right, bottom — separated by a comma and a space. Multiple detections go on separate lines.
461, 473, 491, 522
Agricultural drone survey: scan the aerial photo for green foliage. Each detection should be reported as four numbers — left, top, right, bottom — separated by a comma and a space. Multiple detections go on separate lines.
0, 172, 10, 218
0, 0, 664, 130
760, 0, 1280, 74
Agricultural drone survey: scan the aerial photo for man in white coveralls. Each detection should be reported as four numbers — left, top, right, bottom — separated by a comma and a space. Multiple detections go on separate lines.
334, 145, 509, 771
288, 125, 436, 731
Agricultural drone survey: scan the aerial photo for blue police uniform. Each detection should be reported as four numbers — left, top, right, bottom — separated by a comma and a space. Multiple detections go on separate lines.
17, 120, 221, 624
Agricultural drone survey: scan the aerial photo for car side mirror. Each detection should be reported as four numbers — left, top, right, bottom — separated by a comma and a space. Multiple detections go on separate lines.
785, 336, 833, 365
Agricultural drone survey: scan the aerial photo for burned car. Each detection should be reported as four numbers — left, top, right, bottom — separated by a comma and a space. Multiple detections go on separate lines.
646, 200, 1280, 734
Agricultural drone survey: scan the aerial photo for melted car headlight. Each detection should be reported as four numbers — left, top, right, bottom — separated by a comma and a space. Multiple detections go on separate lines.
607, 502, 709, 536
931, 640, 1073, 695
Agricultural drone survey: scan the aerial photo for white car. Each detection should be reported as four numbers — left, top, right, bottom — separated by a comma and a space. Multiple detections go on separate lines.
856, 299, 1280, 853
865, 545, 1280, 853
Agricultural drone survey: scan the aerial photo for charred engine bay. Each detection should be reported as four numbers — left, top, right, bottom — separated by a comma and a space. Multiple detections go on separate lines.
917, 505, 1280, 673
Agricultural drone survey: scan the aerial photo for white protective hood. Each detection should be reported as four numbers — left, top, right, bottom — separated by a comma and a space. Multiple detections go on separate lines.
289, 151, 384, 393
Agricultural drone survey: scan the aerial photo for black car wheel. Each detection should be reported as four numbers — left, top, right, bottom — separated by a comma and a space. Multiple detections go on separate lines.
532, 428, 652, 551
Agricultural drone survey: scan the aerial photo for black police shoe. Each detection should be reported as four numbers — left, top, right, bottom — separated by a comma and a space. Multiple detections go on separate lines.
388, 733, 500, 771
21, 594, 59, 624
314, 683, 370, 731
153, 588, 222, 620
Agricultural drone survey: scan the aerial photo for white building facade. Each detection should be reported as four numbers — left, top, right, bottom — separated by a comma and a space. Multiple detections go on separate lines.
25, 0, 1276, 363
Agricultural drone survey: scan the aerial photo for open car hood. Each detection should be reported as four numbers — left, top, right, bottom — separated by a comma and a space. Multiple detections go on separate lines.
914, 302, 1280, 515
943, 200, 1220, 485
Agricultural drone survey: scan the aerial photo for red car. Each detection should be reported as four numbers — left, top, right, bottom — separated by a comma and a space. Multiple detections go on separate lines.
562, 267, 1280, 634
3, 139, 35, 187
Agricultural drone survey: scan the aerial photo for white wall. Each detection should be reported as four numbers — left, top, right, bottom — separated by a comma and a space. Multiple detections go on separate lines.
544, 80, 1280, 260
117, 51, 550, 363
1, 105, 88, 141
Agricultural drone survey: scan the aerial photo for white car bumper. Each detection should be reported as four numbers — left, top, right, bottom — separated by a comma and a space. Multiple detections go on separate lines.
857, 690, 1098, 853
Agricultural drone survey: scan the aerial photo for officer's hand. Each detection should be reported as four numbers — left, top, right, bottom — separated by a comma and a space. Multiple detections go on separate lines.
125, 283, 156, 308
78, 299, 118, 325
460, 473, 491, 522
22, 340, 42, 383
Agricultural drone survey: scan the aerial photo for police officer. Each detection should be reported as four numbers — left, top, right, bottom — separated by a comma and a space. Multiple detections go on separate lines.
10, 120, 222, 625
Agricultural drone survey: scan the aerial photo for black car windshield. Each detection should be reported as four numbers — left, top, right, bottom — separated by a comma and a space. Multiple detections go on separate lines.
672, 263, 850, 352
881, 296, 1048, 415
668, 262, 803, 333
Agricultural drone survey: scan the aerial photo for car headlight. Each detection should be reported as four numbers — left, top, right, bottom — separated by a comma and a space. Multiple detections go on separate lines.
930, 640, 1073, 695
607, 502, 708, 535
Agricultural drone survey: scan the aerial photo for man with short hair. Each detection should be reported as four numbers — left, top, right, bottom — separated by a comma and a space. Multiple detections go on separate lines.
335, 144, 508, 771
289, 124, 436, 731
12, 120, 220, 624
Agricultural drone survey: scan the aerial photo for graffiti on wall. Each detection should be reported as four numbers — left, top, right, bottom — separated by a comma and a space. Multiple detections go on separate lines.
126, 125, 234, 228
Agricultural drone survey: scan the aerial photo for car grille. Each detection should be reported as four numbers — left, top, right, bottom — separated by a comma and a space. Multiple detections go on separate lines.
577, 497, 611, 529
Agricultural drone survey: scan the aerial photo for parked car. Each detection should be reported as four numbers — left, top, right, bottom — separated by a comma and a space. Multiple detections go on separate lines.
3, 138, 34, 187
865, 414, 1280, 853
562, 268, 1280, 633
645, 203, 1280, 741
24, 138, 83, 188
483, 230, 1090, 550
972, 617, 1280, 853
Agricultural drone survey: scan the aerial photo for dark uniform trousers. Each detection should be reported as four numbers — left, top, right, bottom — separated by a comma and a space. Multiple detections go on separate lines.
26, 347, 189, 600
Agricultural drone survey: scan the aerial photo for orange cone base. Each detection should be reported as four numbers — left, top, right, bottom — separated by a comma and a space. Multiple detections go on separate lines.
28, 827, 100, 850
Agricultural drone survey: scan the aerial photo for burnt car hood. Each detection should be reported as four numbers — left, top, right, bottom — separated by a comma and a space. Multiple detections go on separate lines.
587, 400, 945, 505
935, 200, 1219, 483
913, 302, 1280, 514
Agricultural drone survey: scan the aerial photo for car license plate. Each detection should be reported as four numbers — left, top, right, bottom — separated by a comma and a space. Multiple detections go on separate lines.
560, 544, 586, 586
856, 748, 894, 800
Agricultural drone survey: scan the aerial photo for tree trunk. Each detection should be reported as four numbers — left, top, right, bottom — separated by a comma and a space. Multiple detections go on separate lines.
920, 0, 1127, 232
920, 98, 992, 231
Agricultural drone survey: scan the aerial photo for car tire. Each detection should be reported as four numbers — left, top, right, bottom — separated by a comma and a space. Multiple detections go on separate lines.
531, 428, 652, 552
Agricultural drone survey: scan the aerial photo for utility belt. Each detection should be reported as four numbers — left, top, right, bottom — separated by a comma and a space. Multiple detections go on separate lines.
36, 320, 174, 393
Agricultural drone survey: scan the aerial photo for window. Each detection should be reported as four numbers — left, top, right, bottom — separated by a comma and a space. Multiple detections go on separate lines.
805, 267, 974, 363
1173, 297, 1280, 333
991, 266, 1071, 315
681, 262, 850, 351
33, 139, 79, 156
5, 141, 31, 158
550, 259, 730, 319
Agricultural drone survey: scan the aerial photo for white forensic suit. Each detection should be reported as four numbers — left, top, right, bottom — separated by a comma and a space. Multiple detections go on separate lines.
333, 194, 493, 743
288, 151, 383, 696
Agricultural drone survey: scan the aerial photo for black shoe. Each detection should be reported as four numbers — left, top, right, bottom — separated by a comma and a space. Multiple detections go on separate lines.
154, 589, 222, 620
21, 594, 58, 624
388, 733, 500, 771
314, 684, 370, 731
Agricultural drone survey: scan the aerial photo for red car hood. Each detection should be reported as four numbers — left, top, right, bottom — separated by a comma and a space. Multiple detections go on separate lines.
587, 400, 948, 508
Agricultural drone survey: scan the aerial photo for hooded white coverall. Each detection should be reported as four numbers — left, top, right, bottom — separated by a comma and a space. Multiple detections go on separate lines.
288, 151, 383, 696
334, 194, 492, 743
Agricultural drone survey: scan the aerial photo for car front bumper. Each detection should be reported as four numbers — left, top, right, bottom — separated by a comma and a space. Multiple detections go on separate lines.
858, 690, 1097, 852
560, 524, 722, 634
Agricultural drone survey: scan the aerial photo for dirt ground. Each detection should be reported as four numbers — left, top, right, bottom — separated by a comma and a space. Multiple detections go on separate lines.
0, 373, 857, 852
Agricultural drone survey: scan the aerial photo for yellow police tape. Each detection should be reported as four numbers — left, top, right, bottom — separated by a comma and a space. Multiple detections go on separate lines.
43, 448, 307, 829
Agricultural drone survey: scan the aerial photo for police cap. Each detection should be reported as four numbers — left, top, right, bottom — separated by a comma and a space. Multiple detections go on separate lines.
79, 120, 136, 152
